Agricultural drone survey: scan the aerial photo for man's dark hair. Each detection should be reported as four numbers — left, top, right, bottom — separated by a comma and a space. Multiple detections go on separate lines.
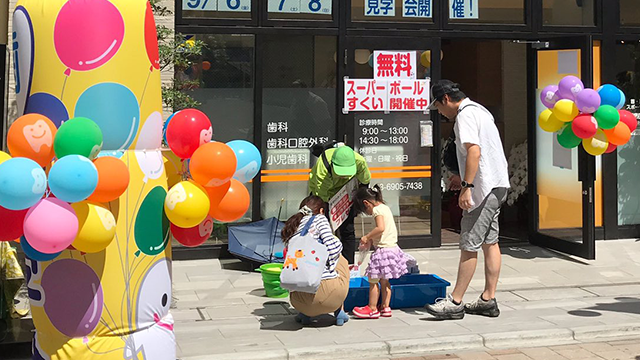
444, 90, 466, 103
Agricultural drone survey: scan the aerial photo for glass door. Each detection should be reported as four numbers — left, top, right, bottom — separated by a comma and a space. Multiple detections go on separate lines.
528, 36, 597, 259
344, 36, 441, 248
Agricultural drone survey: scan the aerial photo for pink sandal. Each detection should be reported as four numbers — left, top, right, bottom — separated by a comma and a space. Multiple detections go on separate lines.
379, 306, 392, 317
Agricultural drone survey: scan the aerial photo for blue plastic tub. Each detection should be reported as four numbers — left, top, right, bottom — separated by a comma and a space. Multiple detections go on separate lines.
344, 274, 450, 311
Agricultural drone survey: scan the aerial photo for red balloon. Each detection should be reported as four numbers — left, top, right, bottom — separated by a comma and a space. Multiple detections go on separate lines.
572, 114, 598, 139
209, 179, 250, 223
144, 1, 160, 70
619, 110, 638, 133
166, 109, 213, 159
605, 143, 617, 154
171, 216, 214, 247
0, 206, 28, 241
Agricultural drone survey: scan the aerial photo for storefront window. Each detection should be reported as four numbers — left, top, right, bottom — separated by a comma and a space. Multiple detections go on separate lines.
542, 0, 595, 26
261, 35, 338, 220
614, 43, 640, 226
448, 0, 525, 24
620, 0, 640, 26
267, 0, 333, 21
181, 0, 252, 19
351, 0, 434, 23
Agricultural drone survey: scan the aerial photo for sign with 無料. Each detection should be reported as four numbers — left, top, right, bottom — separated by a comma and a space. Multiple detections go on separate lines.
449, 0, 479, 19
374, 51, 417, 80
343, 78, 430, 113
329, 178, 358, 230
268, 0, 332, 14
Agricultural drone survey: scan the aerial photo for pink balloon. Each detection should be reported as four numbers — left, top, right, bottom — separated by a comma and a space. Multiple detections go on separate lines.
605, 143, 617, 154
24, 198, 78, 254
54, 0, 124, 73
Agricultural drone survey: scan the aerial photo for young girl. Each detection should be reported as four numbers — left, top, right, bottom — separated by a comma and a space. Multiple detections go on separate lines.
281, 195, 351, 326
352, 185, 408, 319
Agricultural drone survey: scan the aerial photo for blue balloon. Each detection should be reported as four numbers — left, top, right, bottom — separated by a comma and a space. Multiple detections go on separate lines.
75, 83, 140, 150
616, 89, 627, 110
227, 140, 262, 183
598, 84, 622, 108
163, 111, 180, 144
97, 150, 125, 159
24, 92, 69, 127
48, 155, 98, 203
21, 236, 61, 261
0, 158, 47, 210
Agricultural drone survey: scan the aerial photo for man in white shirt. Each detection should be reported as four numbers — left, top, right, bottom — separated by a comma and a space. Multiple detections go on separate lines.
425, 80, 510, 320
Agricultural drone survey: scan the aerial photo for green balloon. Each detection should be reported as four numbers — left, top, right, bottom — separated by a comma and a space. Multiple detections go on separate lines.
135, 186, 170, 256
54, 117, 103, 159
557, 124, 582, 149
594, 105, 620, 130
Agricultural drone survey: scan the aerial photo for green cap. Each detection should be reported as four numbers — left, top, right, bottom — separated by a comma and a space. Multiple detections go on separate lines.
332, 146, 357, 177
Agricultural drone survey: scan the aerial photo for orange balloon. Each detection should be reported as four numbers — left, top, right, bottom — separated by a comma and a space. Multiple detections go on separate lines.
206, 182, 231, 208
603, 122, 632, 146
208, 179, 249, 222
191, 142, 237, 188
202, 61, 211, 70
14, 238, 20, 244
7, 114, 57, 167
88, 156, 130, 203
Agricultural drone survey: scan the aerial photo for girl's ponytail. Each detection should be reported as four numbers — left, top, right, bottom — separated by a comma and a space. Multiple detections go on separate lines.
372, 184, 385, 204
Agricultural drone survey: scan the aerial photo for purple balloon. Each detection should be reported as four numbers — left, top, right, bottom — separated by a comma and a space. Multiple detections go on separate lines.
540, 85, 560, 109
575, 88, 601, 114
41, 259, 103, 337
558, 76, 584, 100
25, 92, 69, 128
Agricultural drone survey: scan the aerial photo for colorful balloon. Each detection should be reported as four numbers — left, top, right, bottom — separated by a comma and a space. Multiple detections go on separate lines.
605, 143, 617, 154
75, 83, 140, 151
557, 76, 584, 100
552, 99, 579, 122
54, 0, 124, 72
206, 182, 231, 208
24, 198, 78, 254
557, 124, 582, 149
538, 109, 564, 133
163, 111, 180, 145
166, 109, 212, 159
54, 117, 103, 160
164, 181, 210, 228
135, 150, 165, 183
616, 89, 627, 110
135, 112, 163, 150
0, 151, 10, 165
603, 122, 632, 146
41, 259, 104, 337
540, 85, 560, 109
144, 1, 160, 70
209, 179, 250, 223
20, 236, 61, 262
190, 142, 237, 187
71, 202, 116, 253
227, 140, 262, 183
0, 206, 28, 241
572, 114, 598, 139
598, 84, 622, 108
583, 129, 609, 156
7, 113, 57, 167
619, 110, 638, 132
0, 158, 47, 211
594, 105, 620, 130
49, 155, 99, 203
202, 61, 211, 71
135, 186, 170, 256
88, 156, 130, 203
24, 92, 69, 127
575, 88, 601, 114
171, 216, 214, 247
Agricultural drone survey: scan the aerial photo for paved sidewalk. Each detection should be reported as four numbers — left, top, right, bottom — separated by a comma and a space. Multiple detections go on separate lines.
172, 239, 640, 360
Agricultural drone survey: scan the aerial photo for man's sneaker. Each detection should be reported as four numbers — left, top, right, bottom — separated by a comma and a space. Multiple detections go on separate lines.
379, 306, 392, 317
352, 306, 380, 319
465, 295, 500, 317
424, 294, 465, 320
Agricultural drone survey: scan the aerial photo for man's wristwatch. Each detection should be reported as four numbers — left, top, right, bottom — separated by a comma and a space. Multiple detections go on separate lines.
461, 181, 474, 189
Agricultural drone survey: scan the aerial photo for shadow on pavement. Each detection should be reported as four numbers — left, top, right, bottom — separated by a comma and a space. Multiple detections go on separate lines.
501, 245, 590, 265
568, 297, 640, 317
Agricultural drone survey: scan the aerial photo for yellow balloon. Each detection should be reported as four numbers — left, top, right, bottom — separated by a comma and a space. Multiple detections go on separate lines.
538, 109, 564, 132
582, 129, 609, 156
553, 99, 579, 122
0, 151, 11, 165
71, 202, 116, 253
164, 180, 210, 228
420, 51, 431, 68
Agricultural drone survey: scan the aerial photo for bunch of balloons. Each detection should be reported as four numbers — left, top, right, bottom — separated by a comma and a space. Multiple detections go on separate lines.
164, 109, 262, 247
0, 114, 129, 260
539, 76, 638, 156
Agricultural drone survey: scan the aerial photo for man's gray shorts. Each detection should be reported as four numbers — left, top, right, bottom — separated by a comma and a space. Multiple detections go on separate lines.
460, 187, 508, 252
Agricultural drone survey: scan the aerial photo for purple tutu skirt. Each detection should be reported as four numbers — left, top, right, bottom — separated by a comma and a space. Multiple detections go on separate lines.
365, 246, 408, 280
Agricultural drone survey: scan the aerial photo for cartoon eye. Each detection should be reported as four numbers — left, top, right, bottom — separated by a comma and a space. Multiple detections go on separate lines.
315, 257, 319, 262
311, 250, 316, 254
162, 293, 168, 307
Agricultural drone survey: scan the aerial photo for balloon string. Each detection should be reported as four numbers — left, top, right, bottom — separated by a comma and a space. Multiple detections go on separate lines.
61, 73, 69, 100
139, 70, 152, 108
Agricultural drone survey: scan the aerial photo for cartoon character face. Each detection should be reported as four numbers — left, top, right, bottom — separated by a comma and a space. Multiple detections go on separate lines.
135, 258, 172, 330
95, 206, 116, 231
31, 168, 46, 194
199, 126, 212, 146
89, 142, 103, 159
571, 84, 583, 95
23, 120, 52, 153
135, 150, 164, 183
295, 250, 304, 258
235, 161, 258, 183
545, 91, 557, 102
198, 217, 213, 238
165, 183, 186, 211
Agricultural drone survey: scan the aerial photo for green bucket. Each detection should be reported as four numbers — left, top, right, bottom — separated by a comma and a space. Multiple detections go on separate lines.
256, 263, 289, 298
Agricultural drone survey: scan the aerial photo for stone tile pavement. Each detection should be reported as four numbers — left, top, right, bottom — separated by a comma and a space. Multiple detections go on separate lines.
172, 239, 640, 360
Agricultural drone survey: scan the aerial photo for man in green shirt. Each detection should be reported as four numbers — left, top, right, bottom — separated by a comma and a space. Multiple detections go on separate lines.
309, 145, 371, 264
